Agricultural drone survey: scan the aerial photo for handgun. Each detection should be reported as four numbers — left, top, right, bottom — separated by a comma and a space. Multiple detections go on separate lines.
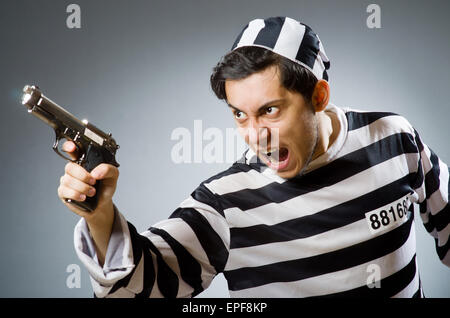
20, 85, 120, 212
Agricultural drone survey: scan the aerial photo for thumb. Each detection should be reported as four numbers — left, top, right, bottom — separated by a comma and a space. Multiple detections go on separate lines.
90, 163, 119, 181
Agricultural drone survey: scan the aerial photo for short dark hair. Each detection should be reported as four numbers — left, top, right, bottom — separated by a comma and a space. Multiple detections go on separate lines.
210, 46, 318, 104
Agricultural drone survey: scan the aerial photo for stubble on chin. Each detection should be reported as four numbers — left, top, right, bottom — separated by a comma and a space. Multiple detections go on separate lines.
297, 126, 319, 177
280, 117, 319, 179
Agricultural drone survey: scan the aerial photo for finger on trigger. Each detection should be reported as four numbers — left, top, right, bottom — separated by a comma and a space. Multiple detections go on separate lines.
62, 140, 76, 152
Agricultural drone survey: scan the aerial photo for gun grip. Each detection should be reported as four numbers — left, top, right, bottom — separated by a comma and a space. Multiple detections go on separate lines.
65, 143, 107, 212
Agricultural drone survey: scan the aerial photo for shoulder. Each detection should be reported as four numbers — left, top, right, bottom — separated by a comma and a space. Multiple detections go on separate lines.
343, 107, 415, 136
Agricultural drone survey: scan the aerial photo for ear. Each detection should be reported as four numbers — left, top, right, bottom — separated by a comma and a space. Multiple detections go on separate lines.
311, 80, 330, 112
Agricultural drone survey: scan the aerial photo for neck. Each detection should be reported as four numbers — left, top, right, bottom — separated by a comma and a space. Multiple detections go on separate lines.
311, 110, 339, 160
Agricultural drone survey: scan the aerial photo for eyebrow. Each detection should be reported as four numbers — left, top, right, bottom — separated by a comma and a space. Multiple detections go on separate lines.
227, 99, 285, 114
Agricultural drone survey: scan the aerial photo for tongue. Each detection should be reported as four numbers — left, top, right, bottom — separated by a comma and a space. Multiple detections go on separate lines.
279, 148, 288, 161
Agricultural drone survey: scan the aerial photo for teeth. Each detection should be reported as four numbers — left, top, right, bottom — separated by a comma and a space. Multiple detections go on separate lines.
264, 149, 279, 163
266, 149, 278, 156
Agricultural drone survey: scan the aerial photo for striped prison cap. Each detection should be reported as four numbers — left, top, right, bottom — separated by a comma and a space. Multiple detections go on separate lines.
231, 16, 330, 81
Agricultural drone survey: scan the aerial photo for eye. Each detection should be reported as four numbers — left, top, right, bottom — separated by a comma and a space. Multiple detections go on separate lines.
265, 106, 279, 115
234, 110, 247, 120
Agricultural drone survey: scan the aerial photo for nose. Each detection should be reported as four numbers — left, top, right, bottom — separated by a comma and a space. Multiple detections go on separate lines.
246, 122, 269, 149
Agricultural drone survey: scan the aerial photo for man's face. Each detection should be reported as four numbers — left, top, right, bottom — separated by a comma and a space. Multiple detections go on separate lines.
225, 65, 319, 179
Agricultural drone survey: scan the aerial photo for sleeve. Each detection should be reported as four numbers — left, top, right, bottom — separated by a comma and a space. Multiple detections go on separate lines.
411, 128, 450, 267
73, 183, 230, 298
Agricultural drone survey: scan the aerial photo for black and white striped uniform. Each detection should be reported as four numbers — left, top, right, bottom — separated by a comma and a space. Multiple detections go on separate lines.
74, 104, 449, 298
231, 16, 331, 81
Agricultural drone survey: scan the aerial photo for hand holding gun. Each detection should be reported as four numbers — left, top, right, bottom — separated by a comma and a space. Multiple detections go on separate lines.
20, 85, 120, 213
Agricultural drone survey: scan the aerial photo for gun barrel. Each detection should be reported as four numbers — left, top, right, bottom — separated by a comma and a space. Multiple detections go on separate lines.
22, 85, 85, 132
21, 85, 119, 153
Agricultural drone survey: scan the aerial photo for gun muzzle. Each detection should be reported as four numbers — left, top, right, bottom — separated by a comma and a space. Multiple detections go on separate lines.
21, 85, 59, 129
21, 85, 41, 109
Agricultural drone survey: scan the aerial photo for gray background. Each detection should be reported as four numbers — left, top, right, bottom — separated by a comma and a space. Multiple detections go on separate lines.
0, 0, 449, 297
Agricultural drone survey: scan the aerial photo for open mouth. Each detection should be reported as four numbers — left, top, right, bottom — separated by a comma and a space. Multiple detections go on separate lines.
259, 147, 290, 171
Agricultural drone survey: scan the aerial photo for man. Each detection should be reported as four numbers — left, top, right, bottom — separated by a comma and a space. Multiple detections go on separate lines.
58, 17, 449, 297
